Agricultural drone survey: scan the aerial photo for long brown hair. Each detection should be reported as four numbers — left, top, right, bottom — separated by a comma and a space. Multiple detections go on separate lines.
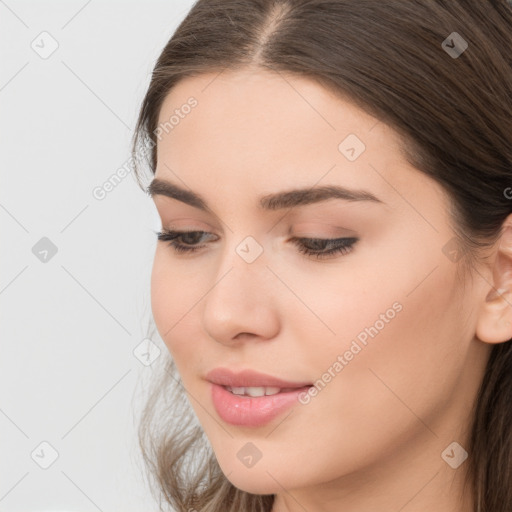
132, 1, 512, 510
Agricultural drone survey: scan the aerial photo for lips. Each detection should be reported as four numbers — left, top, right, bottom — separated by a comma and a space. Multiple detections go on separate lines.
205, 367, 312, 389
205, 368, 313, 427
209, 382, 312, 427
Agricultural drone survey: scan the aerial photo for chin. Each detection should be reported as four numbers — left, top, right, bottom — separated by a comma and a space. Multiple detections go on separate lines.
227, 475, 281, 495
219, 462, 289, 495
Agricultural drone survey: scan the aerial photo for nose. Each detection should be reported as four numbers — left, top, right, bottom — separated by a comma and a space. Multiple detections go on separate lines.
201, 247, 280, 345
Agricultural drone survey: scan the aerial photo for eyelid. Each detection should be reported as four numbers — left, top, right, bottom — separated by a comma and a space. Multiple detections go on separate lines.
290, 228, 357, 239
157, 220, 218, 236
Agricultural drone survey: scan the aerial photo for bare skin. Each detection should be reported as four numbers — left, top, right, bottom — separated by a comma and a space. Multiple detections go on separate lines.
148, 67, 512, 512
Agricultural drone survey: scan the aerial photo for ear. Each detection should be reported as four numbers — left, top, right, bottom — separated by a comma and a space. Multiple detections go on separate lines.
476, 214, 512, 344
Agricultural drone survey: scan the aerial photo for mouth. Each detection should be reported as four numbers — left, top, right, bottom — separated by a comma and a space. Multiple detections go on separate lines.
205, 367, 314, 426
210, 382, 314, 427
222, 385, 312, 397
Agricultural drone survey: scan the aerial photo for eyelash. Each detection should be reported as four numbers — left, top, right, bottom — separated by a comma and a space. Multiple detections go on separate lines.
155, 229, 358, 260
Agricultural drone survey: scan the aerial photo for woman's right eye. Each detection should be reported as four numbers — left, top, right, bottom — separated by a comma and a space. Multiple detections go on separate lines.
155, 229, 214, 254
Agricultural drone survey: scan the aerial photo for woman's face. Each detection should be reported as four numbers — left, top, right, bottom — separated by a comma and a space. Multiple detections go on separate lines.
149, 68, 491, 504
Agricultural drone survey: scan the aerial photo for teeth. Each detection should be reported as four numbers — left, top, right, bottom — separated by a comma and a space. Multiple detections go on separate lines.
227, 386, 281, 397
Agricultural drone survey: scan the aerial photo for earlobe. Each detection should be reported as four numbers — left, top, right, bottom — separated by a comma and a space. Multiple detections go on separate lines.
476, 288, 512, 344
475, 218, 512, 345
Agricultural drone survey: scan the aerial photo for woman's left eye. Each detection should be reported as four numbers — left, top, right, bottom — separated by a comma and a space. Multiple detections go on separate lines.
291, 236, 358, 259
155, 229, 358, 260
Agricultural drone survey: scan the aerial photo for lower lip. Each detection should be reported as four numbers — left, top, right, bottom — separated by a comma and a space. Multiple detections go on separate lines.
210, 383, 312, 427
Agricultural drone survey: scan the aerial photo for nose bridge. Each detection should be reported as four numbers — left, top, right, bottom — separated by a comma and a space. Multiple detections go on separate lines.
201, 234, 280, 342
212, 231, 268, 298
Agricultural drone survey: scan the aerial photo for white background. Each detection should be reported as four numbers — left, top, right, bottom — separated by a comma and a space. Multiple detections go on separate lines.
0, 1, 196, 510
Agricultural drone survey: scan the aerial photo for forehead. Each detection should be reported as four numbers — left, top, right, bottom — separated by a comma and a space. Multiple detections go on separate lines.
159, 70, 390, 167
153, 69, 449, 223
157, 68, 385, 150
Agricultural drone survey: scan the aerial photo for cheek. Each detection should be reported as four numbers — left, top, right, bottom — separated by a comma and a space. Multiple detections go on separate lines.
295, 243, 465, 420
150, 252, 171, 335
270, 270, 465, 482
150, 251, 192, 354
319, 263, 464, 428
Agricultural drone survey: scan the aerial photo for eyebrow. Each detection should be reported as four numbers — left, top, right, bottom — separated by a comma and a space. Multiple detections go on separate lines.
147, 178, 385, 211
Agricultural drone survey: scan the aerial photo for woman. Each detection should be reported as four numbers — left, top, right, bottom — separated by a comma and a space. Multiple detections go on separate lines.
132, 1, 512, 510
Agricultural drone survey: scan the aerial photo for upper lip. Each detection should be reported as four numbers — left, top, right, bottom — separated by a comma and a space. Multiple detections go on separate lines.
205, 367, 312, 388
